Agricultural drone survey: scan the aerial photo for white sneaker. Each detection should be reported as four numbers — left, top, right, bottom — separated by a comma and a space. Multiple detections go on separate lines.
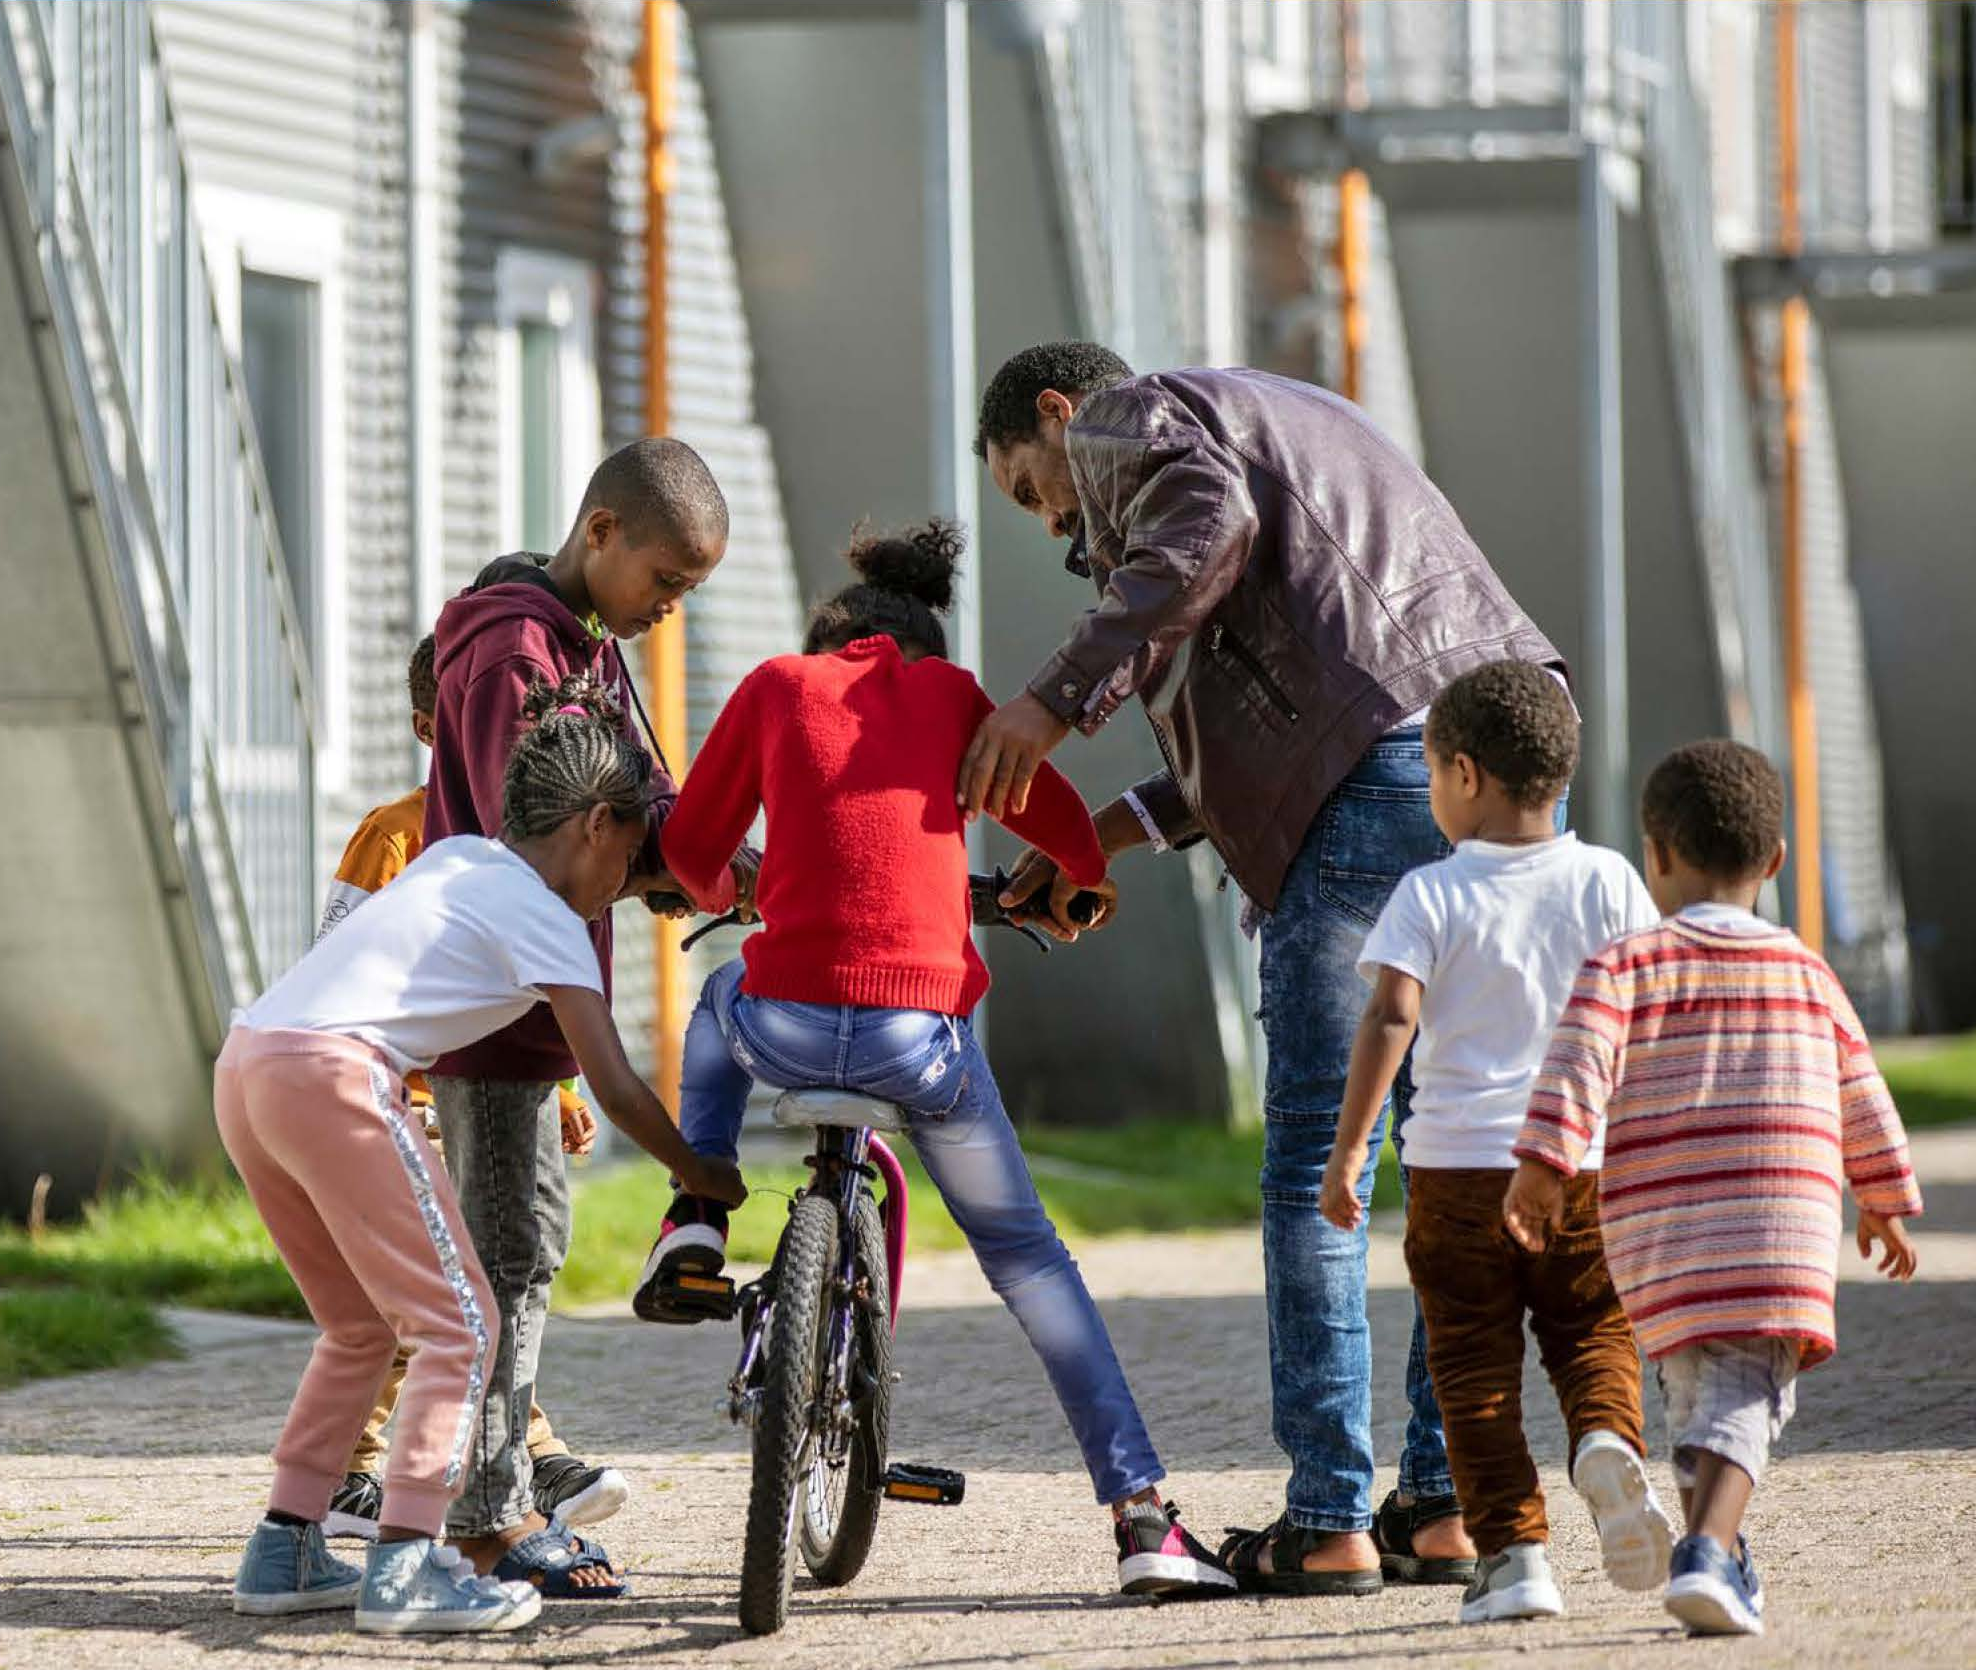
355, 1538, 541, 1634
1458, 1542, 1566, 1623
1572, 1429, 1674, 1593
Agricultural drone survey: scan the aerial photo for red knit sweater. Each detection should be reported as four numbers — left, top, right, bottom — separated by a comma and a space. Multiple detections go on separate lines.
659, 637, 1107, 1016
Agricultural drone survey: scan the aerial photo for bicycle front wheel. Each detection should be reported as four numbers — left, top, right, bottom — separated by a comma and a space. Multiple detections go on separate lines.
738, 1191, 837, 1637
799, 1190, 892, 1586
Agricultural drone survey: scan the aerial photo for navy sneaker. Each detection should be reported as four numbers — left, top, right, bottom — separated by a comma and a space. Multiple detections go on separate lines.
1665, 1533, 1763, 1636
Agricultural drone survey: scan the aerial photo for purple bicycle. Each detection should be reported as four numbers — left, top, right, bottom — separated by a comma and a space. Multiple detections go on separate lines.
665, 871, 1101, 1635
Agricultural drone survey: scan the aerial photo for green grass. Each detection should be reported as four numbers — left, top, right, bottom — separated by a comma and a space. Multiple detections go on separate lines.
0, 1115, 1404, 1370
555, 1120, 1401, 1309
0, 1288, 180, 1389
0, 1170, 306, 1318
1879, 1031, 1976, 1130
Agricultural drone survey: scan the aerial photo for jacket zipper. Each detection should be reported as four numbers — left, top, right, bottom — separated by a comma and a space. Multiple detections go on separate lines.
1207, 622, 1300, 722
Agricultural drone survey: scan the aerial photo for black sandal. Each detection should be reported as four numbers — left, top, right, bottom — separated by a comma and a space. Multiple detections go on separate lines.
1216, 1513, 1383, 1597
1371, 1490, 1477, 1586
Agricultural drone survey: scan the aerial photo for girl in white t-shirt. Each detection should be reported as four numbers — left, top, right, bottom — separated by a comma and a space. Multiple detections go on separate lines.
215, 676, 744, 1634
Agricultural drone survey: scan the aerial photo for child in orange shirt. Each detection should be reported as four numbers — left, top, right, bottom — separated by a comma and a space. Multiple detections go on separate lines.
318, 638, 621, 1539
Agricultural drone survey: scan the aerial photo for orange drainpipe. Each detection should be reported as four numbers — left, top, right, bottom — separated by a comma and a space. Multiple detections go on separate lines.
1337, 171, 1368, 404
644, 0, 690, 1100
1337, 1, 1367, 403
1776, 0, 1822, 952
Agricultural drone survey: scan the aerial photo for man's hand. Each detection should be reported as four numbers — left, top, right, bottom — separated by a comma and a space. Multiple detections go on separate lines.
686, 1156, 748, 1210
1502, 1158, 1567, 1252
626, 869, 694, 917
958, 692, 1071, 822
730, 848, 762, 925
999, 849, 1120, 942
1319, 1145, 1368, 1231
1857, 1209, 1918, 1280
558, 1087, 597, 1157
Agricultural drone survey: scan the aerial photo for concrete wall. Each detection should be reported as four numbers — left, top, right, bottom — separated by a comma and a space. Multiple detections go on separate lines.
1375, 160, 1724, 844
693, 10, 1230, 1123
1820, 294, 1976, 1029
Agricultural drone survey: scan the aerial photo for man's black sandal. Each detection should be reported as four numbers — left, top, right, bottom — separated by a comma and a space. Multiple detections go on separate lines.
1371, 1490, 1477, 1585
1216, 1514, 1383, 1597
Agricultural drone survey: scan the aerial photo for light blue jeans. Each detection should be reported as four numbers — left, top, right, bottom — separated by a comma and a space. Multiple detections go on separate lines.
1258, 727, 1456, 1532
681, 958, 1164, 1505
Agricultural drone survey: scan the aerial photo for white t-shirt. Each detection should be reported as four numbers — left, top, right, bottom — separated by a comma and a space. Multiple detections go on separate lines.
1357, 833, 1660, 1169
240, 837, 604, 1075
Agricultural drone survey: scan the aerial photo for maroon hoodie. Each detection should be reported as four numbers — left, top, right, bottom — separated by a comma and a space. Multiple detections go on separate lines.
424, 554, 677, 1083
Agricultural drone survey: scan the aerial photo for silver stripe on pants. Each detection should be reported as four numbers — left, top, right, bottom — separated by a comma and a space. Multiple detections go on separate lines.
366, 1059, 490, 1488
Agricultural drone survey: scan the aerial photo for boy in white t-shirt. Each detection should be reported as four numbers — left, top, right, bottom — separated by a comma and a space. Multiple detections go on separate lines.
1318, 661, 1669, 1626
214, 677, 743, 1633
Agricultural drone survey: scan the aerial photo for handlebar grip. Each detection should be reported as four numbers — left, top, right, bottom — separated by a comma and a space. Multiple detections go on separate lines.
1062, 890, 1103, 927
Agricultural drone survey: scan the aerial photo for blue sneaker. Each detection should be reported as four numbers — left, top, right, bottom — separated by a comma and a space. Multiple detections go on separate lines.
231, 1517, 364, 1615
1665, 1533, 1763, 1636
355, 1537, 541, 1634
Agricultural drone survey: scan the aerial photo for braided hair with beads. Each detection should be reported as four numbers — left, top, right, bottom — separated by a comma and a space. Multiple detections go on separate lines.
500, 673, 652, 843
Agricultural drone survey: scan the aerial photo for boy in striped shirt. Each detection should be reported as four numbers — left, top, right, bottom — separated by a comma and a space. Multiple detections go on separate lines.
1506, 740, 1922, 1638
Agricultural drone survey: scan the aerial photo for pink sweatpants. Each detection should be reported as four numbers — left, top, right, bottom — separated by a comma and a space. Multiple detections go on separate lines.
214, 1026, 497, 1537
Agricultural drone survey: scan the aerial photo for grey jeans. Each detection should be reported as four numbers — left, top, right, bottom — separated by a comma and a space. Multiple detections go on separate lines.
430, 1076, 568, 1536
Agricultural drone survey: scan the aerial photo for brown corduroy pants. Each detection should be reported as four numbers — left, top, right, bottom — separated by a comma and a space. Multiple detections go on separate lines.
1403, 1167, 1644, 1556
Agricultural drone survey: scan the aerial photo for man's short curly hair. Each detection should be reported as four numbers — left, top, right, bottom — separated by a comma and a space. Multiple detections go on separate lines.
974, 341, 1133, 458
1640, 740, 1784, 881
1425, 661, 1579, 809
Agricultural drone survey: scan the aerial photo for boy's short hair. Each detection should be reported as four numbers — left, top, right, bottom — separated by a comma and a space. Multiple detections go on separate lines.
1641, 739, 1785, 880
1425, 660, 1579, 809
576, 436, 728, 553
407, 633, 438, 717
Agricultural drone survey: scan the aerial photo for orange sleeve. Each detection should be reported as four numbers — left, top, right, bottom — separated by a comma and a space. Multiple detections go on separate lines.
334, 813, 414, 895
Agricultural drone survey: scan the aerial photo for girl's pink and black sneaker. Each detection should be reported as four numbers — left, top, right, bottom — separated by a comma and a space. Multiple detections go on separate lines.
1115, 1501, 1238, 1597
632, 1194, 732, 1324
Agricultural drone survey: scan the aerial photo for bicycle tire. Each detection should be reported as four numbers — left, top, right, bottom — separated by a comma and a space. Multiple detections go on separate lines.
738, 1191, 837, 1636
799, 1191, 892, 1585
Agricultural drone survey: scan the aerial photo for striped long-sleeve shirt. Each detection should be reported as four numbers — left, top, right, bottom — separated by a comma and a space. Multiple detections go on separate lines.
1513, 904, 1921, 1366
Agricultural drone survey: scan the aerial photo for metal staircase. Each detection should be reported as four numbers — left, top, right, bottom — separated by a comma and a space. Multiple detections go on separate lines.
0, 0, 314, 1210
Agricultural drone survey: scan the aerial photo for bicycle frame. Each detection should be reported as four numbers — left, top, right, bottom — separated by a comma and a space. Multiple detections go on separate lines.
726, 1124, 906, 1431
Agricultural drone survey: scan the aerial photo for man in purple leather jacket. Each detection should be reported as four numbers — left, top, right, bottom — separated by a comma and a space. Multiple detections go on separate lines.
966, 341, 1565, 1596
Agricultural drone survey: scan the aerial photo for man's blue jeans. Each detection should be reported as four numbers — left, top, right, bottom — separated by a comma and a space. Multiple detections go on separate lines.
1259, 726, 1455, 1532
680, 959, 1164, 1505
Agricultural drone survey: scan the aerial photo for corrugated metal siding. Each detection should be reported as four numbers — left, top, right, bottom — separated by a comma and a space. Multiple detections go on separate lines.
1799, 318, 1905, 1027
1123, 0, 1205, 360
1803, 0, 1869, 245
1885, 0, 1935, 245
153, 0, 410, 893
647, 14, 805, 1005
157, 0, 804, 1069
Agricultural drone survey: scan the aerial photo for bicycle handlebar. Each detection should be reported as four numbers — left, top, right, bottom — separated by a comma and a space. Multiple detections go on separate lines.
652, 868, 1105, 955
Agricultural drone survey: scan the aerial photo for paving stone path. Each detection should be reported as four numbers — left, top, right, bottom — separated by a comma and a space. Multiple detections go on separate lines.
5, 1126, 1974, 1668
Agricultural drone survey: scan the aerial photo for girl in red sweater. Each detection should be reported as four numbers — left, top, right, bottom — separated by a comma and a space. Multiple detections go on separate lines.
640, 522, 1233, 1599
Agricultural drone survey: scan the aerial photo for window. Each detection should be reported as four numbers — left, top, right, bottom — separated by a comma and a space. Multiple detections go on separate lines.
496, 250, 602, 555
195, 188, 349, 792
239, 271, 320, 648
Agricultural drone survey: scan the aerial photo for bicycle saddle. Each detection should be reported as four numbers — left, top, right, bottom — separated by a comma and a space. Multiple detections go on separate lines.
770, 1089, 909, 1135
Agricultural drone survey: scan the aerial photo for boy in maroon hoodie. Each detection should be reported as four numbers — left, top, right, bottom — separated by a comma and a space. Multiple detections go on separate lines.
424, 436, 744, 1590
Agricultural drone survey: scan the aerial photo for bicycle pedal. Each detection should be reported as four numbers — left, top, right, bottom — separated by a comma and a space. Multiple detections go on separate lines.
881, 1463, 965, 1505
633, 1270, 738, 1325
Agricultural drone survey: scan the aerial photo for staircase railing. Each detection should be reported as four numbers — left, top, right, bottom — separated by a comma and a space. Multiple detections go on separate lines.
0, 0, 316, 1018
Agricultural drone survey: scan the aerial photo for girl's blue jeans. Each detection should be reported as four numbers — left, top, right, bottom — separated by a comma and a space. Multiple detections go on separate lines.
681, 958, 1164, 1505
